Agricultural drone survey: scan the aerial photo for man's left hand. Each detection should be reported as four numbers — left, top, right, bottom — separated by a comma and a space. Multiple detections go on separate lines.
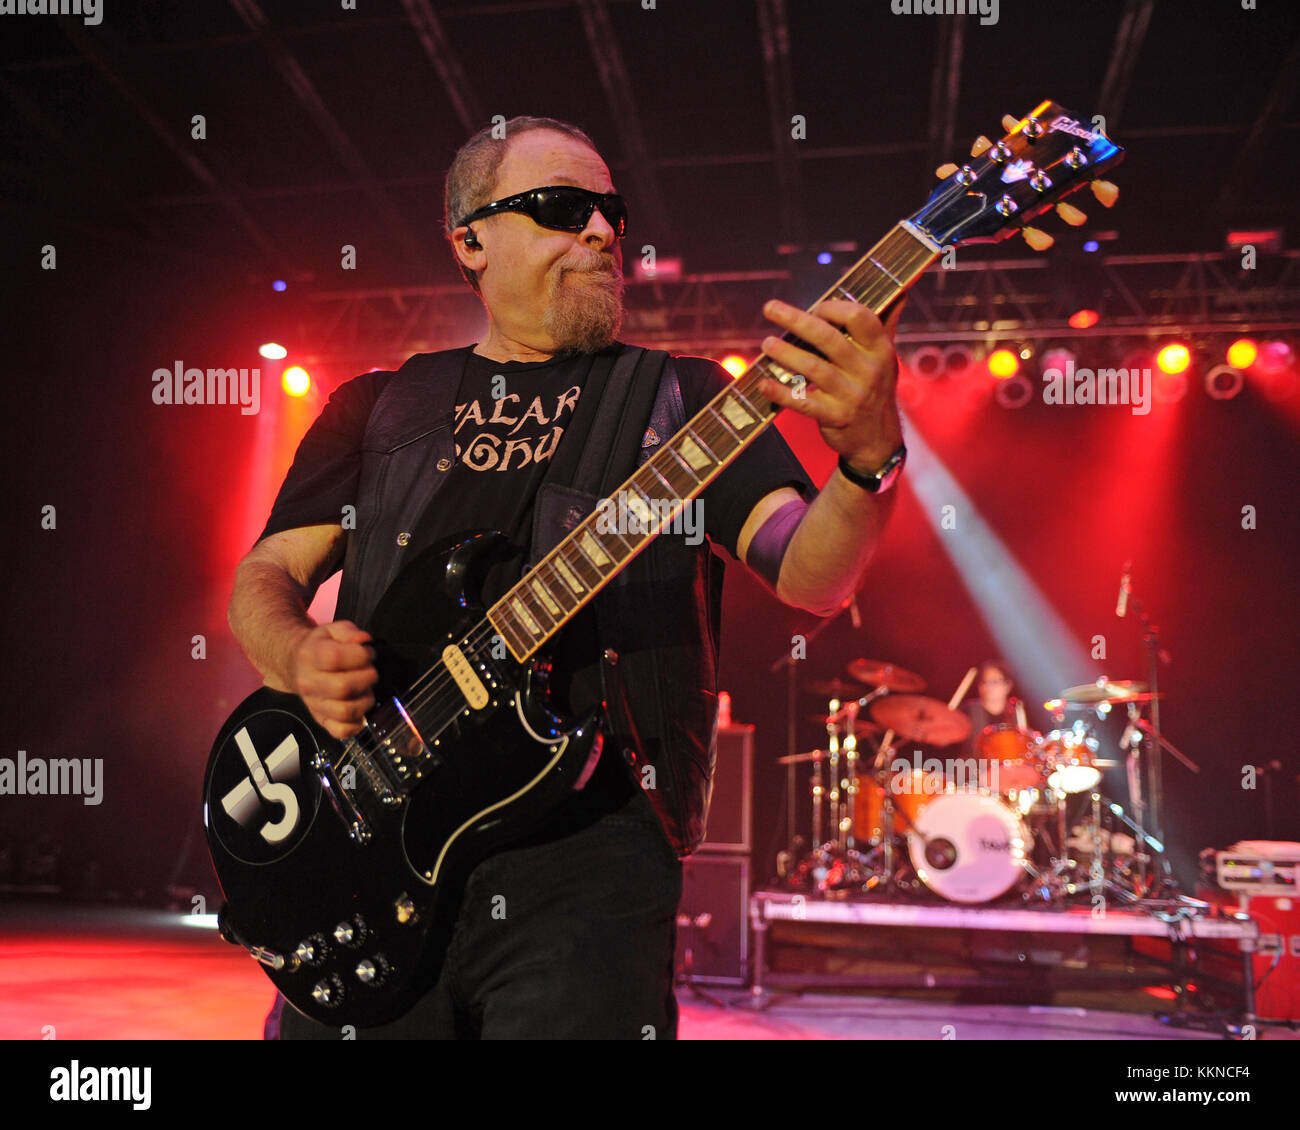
756, 298, 904, 472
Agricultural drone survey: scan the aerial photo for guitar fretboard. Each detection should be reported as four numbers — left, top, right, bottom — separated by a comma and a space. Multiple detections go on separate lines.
487, 221, 939, 662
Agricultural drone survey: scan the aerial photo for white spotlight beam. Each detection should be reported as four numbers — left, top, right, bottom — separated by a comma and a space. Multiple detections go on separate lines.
903, 414, 1095, 709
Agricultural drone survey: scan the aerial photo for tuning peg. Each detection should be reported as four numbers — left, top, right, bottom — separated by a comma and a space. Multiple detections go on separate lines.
1089, 179, 1119, 208
970, 135, 992, 157
1002, 114, 1021, 133
1055, 202, 1087, 227
1021, 226, 1055, 251
935, 162, 959, 178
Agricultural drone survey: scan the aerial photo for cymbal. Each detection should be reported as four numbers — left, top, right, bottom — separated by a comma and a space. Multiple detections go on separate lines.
1045, 692, 1163, 713
1059, 679, 1148, 703
868, 695, 972, 746
806, 678, 867, 700
847, 658, 926, 692
806, 712, 884, 735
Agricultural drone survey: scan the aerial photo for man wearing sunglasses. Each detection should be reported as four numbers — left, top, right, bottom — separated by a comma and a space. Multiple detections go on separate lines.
234, 116, 904, 1041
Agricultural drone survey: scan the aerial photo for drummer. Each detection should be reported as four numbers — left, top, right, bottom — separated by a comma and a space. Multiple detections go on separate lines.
960, 660, 1029, 755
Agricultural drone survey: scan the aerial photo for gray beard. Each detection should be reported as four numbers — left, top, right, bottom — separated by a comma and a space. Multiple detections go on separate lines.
541, 267, 624, 355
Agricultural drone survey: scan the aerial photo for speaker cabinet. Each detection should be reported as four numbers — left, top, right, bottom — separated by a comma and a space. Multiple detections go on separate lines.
701, 724, 753, 853
675, 853, 750, 985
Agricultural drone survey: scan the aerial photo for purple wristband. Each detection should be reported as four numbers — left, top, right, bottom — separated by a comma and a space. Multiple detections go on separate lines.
746, 496, 808, 588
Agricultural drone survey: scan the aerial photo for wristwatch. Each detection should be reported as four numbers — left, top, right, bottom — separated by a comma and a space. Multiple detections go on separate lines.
837, 443, 907, 494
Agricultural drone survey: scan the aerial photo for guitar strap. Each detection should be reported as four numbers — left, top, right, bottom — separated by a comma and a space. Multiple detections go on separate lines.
526, 345, 673, 566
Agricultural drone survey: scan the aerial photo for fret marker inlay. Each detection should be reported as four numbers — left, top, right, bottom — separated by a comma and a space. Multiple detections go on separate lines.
578, 530, 610, 567
553, 557, 584, 594
678, 434, 711, 472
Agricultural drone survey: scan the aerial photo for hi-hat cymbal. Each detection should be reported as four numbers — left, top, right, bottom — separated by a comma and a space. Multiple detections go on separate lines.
869, 695, 972, 746
1059, 679, 1148, 703
847, 658, 926, 692
806, 713, 884, 735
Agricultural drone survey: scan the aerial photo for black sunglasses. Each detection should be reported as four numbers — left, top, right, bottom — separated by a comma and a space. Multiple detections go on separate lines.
458, 185, 627, 237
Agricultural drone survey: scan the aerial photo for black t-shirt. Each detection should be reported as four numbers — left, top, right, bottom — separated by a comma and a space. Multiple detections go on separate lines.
259, 345, 816, 571
257, 344, 817, 715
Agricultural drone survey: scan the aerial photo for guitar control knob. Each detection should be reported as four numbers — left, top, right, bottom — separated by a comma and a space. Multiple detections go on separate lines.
394, 895, 418, 925
294, 935, 326, 965
355, 954, 390, 985
311, 975, 344, 1007
333, 916, 367, 946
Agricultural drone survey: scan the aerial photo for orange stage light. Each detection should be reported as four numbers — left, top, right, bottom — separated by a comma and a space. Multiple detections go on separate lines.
987, 349, 1019, 379
719, 354, 749, 379
1155, 343, 1191, 375
281, 366, 311, 397
1226, 339, 1257, 369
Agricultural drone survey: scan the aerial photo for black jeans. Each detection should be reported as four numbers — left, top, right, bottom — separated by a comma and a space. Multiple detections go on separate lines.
266, 752, 683, 1040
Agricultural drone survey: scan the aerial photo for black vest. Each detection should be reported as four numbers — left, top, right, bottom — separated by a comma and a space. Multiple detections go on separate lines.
333, 345, 723, 858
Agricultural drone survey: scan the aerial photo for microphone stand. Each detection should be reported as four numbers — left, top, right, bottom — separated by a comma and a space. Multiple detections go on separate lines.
1122, 581, 1176, 895
768, 598, 859, 860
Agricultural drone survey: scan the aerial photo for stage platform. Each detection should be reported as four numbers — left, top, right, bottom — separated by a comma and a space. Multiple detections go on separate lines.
1, 899, 1292, 1040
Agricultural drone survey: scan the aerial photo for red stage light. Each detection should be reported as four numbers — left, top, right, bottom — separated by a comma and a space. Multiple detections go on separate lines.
1068, 308, 1100, 330
1226, 339, 1257, 369
908, 346, 945, 380
987, 349, 1019, 379
719, 355, 748, 379
1256, 340, 1294, 375
1040, 346, 1076, 374
1156, 343, 1191, 375
282, 366, 311, 397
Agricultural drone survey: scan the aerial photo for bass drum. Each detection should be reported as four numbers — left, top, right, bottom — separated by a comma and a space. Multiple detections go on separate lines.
907, 792, 1032, 903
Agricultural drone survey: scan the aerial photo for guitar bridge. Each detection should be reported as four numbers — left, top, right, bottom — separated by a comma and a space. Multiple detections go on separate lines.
311, 751, 376, 845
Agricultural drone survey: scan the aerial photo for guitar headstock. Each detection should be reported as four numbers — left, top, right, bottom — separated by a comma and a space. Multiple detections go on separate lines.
911, 100, 1124, 251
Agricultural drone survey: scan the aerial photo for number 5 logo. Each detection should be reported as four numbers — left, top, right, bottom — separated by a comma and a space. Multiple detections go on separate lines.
221, 727, 301, 844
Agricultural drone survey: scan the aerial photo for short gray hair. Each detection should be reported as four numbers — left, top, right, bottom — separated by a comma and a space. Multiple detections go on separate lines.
443, 116, 600, 291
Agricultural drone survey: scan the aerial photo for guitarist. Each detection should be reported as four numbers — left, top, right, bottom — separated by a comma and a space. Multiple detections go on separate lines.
230, 116, 906, 1039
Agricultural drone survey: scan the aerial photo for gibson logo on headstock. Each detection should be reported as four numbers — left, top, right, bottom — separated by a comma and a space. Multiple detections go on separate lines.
1048, 116, 1101, 143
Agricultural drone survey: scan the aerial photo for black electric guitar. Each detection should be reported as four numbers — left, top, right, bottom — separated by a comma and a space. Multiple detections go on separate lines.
203, 101, 1123, 1027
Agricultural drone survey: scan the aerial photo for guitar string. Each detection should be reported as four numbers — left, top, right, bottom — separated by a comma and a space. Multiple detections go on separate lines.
328, 226, 945, 785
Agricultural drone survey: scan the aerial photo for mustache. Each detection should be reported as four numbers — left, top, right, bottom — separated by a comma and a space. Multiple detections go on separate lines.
556, 249, 620, 277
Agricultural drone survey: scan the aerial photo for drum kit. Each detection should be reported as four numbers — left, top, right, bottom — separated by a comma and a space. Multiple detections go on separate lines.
778, 661, 1172, 906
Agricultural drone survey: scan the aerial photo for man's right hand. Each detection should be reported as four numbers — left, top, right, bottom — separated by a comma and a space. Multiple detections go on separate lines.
289, 621, 379, 740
